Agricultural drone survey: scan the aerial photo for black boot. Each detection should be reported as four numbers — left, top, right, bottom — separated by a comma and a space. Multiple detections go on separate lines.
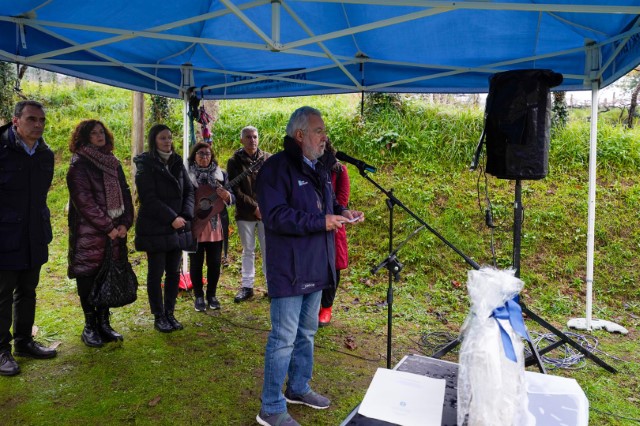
81, 311, 104, 348
165, 311, 183, 331
154, 314, 173, 333
97, 309, 123, 342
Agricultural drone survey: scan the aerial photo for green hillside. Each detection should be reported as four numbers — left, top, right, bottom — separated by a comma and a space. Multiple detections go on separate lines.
0, 80, 638, 425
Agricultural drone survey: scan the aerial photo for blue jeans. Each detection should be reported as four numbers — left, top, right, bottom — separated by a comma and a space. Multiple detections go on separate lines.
260, 290, 321, 415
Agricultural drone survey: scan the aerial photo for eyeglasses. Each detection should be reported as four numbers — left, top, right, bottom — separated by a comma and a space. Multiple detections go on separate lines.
196, 151, 212, 157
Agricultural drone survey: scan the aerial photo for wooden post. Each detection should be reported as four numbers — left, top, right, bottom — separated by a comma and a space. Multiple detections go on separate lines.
131, 92, 145, 198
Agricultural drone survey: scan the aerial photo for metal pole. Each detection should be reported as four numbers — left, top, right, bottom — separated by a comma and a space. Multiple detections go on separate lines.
585, 81, 599, 330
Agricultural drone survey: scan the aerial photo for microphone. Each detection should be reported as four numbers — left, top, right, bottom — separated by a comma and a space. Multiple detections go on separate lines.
335, 151, 377, 173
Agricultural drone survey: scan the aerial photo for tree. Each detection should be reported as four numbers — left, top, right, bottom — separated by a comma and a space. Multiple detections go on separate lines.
627, 74, 640, 129
552, 91, 568, 129
149, 94, 170, 124
616, 67, 640, 128
0, 61, 17, 124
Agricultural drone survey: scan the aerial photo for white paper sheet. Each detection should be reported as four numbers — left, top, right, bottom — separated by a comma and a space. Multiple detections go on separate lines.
358, 368, 446, 426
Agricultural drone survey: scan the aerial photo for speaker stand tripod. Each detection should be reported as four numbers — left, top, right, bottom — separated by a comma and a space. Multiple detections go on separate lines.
434, 179, 616, 373
511, 180, 616, 373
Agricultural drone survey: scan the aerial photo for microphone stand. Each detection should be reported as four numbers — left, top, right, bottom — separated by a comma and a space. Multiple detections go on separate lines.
357, 166, 480, 369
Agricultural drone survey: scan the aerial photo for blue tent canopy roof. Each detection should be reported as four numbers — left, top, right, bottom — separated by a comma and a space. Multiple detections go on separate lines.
1, 1, 640, 99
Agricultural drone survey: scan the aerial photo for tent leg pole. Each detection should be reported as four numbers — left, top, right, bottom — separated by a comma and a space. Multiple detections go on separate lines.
182, 89, 190, 277
567, 78, 628, 336
585, 81, 598, 330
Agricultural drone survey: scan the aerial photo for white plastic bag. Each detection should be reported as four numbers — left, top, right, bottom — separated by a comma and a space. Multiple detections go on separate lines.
457, 267, 535, 426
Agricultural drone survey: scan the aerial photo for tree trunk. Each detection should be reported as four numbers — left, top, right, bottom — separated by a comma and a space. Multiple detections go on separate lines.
627, 81, 640, 128
131, 92, 145, 199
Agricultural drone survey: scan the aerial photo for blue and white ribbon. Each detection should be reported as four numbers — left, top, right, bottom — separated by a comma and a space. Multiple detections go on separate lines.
492, 298, 530, 362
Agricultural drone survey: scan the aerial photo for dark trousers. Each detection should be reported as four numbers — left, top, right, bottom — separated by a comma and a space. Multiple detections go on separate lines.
146, 250, 182, 315
221, 209, 229, 259
188, 241, 223, 299
76, 275, 98, 313
0, 267, 42, 352
321, 269, 341, 309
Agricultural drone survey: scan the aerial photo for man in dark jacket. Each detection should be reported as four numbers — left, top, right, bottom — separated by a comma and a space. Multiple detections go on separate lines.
0, 101, 57, 377
255, 107, 364, 426
226, 126, 270, 303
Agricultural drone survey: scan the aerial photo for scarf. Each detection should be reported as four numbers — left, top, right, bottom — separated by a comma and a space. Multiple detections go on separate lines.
76, 145, 124, 219
188, 161, 223, 188
157, 149, 172, 164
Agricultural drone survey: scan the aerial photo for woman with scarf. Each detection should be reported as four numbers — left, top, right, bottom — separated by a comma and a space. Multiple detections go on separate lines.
67, 120, 135, 347
134, 124, 194, 333
187, 142, 233, 312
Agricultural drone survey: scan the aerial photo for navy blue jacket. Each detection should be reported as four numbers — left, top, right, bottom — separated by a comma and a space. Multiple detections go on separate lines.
256, 136, 345, 298
0, 123, 54, 270
134, 151, 194, 253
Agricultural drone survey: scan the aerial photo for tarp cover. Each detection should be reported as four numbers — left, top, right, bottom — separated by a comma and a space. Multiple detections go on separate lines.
1, 1, 640, 99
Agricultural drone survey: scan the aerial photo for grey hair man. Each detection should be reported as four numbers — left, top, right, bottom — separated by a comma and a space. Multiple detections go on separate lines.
226, 125, 271, 303
255, 106, 364, 426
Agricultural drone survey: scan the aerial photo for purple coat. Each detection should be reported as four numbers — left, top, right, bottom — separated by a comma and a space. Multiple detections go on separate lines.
67, 154, 134, 278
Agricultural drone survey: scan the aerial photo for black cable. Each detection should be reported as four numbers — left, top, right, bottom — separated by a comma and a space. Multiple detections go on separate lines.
475, 162, 499, 267
414, 331, 459, 357
590, 407, 640, 423
315, 342, 383, 363
524, 330, 628, 370
198, 307, 382, 362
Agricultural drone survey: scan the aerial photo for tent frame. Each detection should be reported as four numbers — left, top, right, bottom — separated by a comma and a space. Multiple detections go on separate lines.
3, 2, 640, 97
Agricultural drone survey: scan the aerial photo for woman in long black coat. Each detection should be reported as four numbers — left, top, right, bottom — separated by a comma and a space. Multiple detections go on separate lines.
67, 119, 134, 347
134, 124, 194, 333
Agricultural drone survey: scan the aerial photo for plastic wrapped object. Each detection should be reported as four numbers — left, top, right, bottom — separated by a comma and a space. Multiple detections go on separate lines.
457, 267, 535, 426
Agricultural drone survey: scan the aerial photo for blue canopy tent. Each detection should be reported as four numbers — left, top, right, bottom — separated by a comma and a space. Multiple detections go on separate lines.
2, 0, 640, 330
1, 1, 639, 97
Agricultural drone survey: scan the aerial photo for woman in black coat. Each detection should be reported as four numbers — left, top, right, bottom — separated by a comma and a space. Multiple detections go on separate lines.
67, 119, 135, 347
134, 124, 194, 333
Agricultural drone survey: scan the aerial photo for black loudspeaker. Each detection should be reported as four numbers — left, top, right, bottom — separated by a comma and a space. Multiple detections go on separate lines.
480, 69, 563, 180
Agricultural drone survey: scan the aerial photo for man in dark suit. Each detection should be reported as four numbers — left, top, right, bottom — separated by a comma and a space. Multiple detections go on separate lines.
0, 100, 57, 376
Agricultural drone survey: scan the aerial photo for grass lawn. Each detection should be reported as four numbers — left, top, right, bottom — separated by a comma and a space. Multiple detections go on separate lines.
0, 80, 638, 425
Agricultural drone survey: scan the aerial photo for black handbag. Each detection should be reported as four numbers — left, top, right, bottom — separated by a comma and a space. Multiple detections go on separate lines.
90, 237, 138, 308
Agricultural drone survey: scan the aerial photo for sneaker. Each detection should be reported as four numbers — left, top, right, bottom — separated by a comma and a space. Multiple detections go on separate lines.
233, 287, 254, 303
194, 297, 206, 312
207, 296, 220, 310
284, 389, 330, 409
256, 411, 300, 426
